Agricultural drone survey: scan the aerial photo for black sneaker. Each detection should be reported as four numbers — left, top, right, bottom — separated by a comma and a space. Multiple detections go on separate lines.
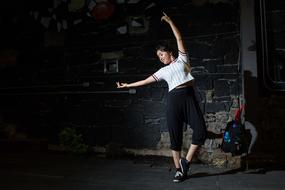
179, 158, 190, 176
173, 170, 184, 183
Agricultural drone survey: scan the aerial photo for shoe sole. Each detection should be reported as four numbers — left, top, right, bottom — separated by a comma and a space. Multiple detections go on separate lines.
173, 178, 185, 183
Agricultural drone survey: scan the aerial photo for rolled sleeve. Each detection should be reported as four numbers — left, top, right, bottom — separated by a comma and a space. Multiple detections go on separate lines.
152, 68, 165, 81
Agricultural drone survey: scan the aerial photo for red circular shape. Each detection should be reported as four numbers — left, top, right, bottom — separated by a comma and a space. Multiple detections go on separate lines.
91, 1, 114, 20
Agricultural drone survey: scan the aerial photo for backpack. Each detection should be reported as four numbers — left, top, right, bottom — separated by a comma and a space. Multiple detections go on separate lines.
221, 120, 247, 156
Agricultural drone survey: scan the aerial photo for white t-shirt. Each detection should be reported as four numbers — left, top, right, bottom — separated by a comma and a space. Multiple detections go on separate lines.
152, 51, 194, 91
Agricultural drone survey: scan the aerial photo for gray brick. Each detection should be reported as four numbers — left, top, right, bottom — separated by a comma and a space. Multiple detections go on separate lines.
214, 79, 230, 97
123, 47, 144, 57
189, 41, 212, 58
193, 74, 214, 90
125, 110, 144, 129
142, 101, 166, 118
229, 79, 242, 95
205, 101, 231, 113
203, 60, 219, 73
213, 96, 231, 102
125, 124, 161, 148
216, 64, 238, 73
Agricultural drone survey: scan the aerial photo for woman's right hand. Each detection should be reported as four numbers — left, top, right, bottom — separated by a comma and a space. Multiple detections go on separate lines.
116, 82, 129, 88
161, 12, 172, 24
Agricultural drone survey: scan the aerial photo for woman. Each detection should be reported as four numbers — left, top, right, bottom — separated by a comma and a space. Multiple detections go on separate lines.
116, 12, 207, 183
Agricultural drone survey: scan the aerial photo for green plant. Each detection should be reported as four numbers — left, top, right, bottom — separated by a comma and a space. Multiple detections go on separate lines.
59, 127, 89, 154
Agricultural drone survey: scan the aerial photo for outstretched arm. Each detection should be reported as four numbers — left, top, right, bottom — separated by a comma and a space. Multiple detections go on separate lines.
161, 12, 186, 54
116, 76, 156, 88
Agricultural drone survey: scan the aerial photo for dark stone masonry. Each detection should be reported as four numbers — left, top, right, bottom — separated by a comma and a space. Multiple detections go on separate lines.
0, 0, 265, 168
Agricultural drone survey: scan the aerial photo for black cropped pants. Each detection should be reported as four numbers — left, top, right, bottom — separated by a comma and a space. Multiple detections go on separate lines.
167, 86, 207, 151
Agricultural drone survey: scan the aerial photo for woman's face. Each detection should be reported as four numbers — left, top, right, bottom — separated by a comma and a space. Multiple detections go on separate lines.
156, 50, 173, 65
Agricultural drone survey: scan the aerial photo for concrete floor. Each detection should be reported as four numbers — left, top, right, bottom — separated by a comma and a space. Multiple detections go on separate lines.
1, 148, 285, 190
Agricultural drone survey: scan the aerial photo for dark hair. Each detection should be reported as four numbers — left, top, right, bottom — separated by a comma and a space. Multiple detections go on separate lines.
156, 41, 174, 52
155, 41, 177, 57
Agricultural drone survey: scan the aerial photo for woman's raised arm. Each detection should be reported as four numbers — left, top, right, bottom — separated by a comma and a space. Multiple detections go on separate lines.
161, 12, 187, 54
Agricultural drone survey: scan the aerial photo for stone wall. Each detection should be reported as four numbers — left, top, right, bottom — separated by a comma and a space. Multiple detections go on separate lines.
0, 0, 242, 168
